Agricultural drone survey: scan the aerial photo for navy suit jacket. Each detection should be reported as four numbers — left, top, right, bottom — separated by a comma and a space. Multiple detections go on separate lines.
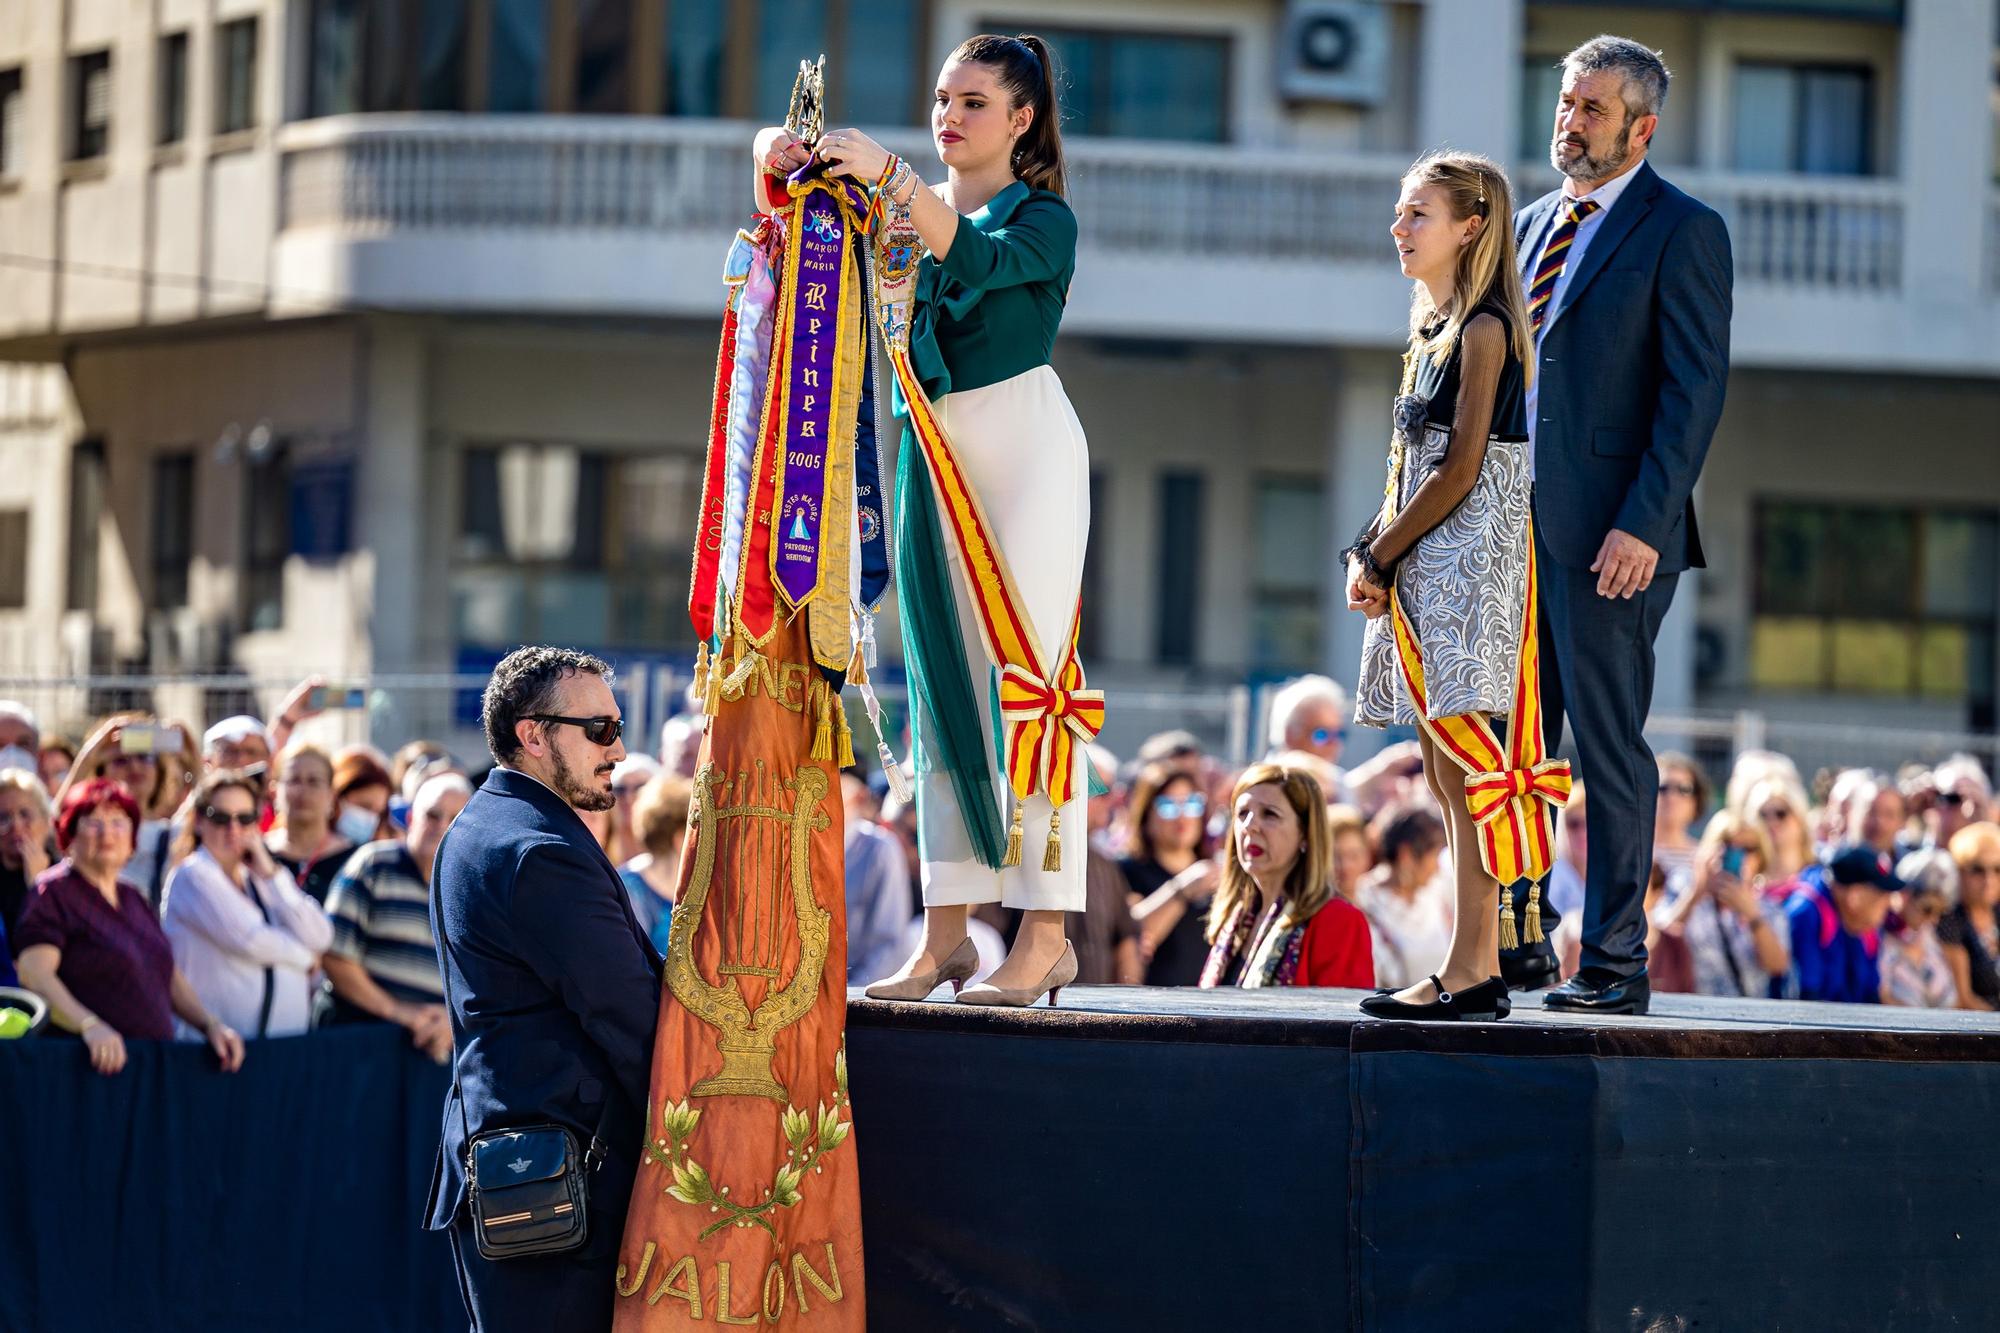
423, 767, 662, 1231
1514, 160, 1733, 574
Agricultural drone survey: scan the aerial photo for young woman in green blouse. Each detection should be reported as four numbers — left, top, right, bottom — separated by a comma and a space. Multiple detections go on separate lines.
757, 34, 1089, 1007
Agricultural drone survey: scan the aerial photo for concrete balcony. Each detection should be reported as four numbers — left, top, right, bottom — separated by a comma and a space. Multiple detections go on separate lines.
260, 115, 2000, 374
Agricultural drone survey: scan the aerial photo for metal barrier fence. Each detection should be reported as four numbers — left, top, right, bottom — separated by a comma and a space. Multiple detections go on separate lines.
0, 674, 1991, 791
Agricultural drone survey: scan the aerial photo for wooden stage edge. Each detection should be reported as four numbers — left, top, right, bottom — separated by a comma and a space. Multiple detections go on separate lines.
847, 983, 2000, 1062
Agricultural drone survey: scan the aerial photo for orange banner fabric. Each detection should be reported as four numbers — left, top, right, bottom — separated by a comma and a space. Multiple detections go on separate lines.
613, 614, 864, 1331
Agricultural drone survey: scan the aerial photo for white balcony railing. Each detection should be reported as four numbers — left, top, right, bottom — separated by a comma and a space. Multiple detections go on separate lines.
1696, 172, 1904, 292
281, 116, 1918, 295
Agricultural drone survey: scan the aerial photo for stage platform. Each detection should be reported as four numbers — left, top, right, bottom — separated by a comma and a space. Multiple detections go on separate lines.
845, 986, 2000, 1333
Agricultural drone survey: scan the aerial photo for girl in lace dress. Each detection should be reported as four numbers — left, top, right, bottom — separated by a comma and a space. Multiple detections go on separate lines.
1348, 152, 1540, 1021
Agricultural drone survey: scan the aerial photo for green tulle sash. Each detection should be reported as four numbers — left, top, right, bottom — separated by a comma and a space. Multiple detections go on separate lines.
893, 429, 1009, 870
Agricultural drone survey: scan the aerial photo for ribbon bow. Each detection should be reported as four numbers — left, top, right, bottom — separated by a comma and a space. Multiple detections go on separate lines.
1464, 760, 1573, 829
997, 658, 1104, 806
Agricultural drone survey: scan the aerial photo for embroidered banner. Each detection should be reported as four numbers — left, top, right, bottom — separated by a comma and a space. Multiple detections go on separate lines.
770, 187, 853, 610
613, 615, 864, 1331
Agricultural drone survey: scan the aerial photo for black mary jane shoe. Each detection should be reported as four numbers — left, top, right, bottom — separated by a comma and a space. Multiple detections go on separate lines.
1358, 974, 1512, 1022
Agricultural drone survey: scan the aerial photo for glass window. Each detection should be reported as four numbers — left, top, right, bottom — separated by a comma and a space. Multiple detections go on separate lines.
417, 0, 470, 110
1518, 56, 1563, 164
69, 50, 112, 161
756, 0, 827, 122
488, 0, 549, 112
1733, 62, 1872, 175
664, 0, 727, 116
1251, 475, 1326, 673
1040, 27, 1231, 143
840, 0, 921, 126
309, 0, 364, 116
0, 68, 23, 178
1751, 501, 1997, 707
157, 34, 188, 145
0, 510, 27, 610
575, 0, 632, 114
151, 453, 196, 610
216, 18, 259, 135
456, 443, 701, 650
243, 447, 291, 632
1155, 472, 1204, 664
67, 440, 104, 613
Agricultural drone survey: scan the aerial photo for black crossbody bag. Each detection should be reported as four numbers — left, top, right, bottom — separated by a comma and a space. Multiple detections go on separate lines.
437, 882, 611, 1260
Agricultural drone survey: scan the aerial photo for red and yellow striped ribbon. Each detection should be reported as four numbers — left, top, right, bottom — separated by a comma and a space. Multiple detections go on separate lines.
888, 344, 1100, 807
997, 612, 1104, 807
1387, 517, 1568, 884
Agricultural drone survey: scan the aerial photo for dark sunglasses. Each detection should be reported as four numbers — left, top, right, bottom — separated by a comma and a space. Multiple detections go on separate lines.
529, 714, 623, 747
1658, 781, 1696, 797
1937, 792, 1969, 809
1758, 805, 1793, 822
202, 807, 259, 828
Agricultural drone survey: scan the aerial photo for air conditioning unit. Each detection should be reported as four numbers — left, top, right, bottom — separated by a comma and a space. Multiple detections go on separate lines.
1278, 0, 1389, 106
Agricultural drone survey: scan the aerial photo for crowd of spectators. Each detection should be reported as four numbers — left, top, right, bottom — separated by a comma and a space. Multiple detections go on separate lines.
2, 668, 1998, 1073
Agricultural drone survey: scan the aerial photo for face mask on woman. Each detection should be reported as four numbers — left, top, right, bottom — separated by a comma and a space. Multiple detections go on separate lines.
336, 804, 380, 846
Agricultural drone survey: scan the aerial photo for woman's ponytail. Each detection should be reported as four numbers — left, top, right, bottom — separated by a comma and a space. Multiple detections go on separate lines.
951, 33, 1068, 196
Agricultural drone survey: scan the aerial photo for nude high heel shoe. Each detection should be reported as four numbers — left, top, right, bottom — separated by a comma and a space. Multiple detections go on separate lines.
862, 937, 980, 1002
955, 941, 1078, 1008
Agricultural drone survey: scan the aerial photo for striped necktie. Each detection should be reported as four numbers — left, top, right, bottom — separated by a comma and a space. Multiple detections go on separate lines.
1528, 198, 1601, 335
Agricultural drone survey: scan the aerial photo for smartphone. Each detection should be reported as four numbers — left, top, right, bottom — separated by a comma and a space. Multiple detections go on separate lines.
1720, 845, 1747, 878
308, 685, 368, 711
118, 723, 184, 755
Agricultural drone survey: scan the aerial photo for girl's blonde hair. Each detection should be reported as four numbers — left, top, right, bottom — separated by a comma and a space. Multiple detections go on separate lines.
1206, 763, 1333, 942
1402, 151, 1533, 373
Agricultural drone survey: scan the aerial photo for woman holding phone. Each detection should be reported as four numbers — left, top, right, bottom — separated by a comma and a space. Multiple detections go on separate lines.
1648, 810, 1787, 999
54, 712, 198, 908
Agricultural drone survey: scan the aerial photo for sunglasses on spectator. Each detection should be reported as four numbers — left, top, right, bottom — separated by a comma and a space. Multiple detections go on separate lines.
1758, 805, 1793, 823
202, 807, 259, 828
614, 784, 647, 799
1658, 781, 1696, 797
1310, 727, 1347, 746
1937, 792, 1970, 809
1154, 795, 1207, 820
529, 715, 624, 747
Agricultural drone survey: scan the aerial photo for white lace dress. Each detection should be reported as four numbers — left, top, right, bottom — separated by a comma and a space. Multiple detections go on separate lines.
1354, 336, 1533, 726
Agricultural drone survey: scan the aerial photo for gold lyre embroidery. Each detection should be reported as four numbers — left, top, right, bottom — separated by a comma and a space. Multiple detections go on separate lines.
663, 759, 832, 1103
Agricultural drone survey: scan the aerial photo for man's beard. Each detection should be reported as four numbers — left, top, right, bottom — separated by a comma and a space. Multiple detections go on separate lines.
1551, 126, 1631, 182
551, 745, 615, 812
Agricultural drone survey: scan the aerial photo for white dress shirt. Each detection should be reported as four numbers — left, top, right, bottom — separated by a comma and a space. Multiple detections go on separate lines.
162, 846, 333, 1038
1523, 161, 1644, 474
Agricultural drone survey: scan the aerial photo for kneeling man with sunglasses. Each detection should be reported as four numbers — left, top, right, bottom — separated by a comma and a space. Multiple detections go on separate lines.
424, 646, 664, 1332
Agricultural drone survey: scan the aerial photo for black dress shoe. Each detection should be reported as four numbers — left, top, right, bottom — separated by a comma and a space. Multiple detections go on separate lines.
1499, 940, 1561, 993
1359, 975, 1512, 1022
1541, 967, 1650, 1016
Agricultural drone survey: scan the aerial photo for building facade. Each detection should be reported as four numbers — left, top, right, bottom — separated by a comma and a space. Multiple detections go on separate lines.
0, 0, 1996, 761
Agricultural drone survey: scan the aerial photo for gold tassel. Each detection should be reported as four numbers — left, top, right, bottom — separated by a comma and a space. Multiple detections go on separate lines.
719, 640, 759, 700
846, 640, 869, 687
879, 743, 913, 804
1002, 804, 1024, 868
1498, 887, 1519, 951
835, 701, 855, 768
691, 642, 712, 715
1522, 884, 1546, 945
1041, 807, 1063, 873
810, 686, 834, 762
